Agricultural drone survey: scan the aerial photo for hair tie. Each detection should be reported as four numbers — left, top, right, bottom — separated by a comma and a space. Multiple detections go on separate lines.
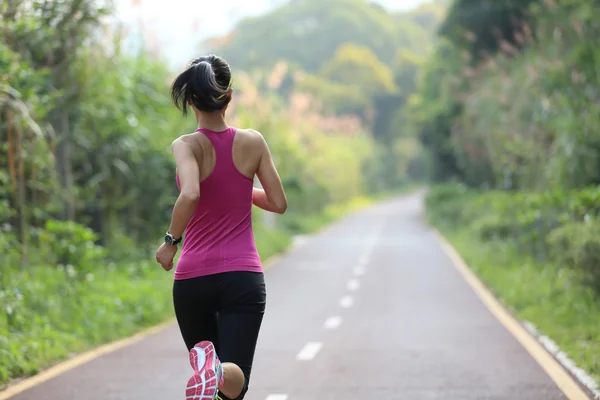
217, 79, 233, 99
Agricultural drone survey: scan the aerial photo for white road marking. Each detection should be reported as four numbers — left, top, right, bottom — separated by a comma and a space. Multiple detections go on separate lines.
347, 278, 360, 291
265, 395, 289, 400
324, 316, 343, 329
296, 342, 323, 361
291, 235, 309, 250
340, 295, 354, 308
359, 254, 370, 266
354, 265, 365, 276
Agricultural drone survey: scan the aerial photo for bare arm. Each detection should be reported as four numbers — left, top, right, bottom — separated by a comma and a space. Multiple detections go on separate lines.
253, 134, 287, 214
167, 139, 200, 239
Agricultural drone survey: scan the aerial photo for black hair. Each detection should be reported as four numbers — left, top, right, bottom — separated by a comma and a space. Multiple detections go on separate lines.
171, 54, 232, 115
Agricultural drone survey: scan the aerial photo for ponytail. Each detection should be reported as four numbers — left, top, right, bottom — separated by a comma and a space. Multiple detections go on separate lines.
171, 55, 232, 115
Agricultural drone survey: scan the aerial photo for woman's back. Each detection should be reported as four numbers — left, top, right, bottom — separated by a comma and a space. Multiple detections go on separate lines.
174, 127, 265, 280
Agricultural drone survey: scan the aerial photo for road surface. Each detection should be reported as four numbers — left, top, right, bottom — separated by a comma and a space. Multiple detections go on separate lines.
10, 192, 575, 399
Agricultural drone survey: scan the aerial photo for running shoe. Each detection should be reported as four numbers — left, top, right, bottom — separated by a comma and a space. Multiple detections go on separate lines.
186, 341, 224, 400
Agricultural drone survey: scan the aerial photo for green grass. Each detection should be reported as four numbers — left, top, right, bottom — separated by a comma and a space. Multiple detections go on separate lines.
438, 228, 600, 384
0, 261, 174, 386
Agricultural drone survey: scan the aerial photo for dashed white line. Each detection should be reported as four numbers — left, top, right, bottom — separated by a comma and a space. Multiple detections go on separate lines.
354, 265, 365, 276
324, 316, 343, 329
347, 278, 360, 291
265, 395, 288, 400
296, 342, 323, 361
340, 295, 354, 308
358, 254, 370, 266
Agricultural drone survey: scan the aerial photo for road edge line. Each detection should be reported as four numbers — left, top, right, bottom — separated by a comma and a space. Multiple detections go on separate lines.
523, 321, 600, 399
431, 228, 591, 400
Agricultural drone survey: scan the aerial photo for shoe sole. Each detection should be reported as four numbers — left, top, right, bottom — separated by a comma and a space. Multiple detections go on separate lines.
186, 341, 219, 400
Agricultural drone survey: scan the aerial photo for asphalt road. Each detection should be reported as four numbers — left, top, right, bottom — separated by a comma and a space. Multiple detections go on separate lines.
10, 191, 573, 400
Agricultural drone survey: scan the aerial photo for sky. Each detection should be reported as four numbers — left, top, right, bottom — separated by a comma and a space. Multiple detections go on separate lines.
115, 0, 430, 68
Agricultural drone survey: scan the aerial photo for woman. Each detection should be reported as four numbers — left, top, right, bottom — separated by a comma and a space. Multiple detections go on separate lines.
155, 54, 287, 400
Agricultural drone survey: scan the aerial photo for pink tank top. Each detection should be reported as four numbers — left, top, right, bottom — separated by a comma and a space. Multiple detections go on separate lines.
174, 127, 262, 280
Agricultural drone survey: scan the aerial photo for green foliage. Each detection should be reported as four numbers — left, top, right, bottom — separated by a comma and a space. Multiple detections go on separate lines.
405, 39, 465, 183
320, 43, 398, 96
211, 0, 401, 72
424, 182, 474, 229
295, 74, 369, 115
414, 0, 600, 190
37, 220, 107, 270
402, 2, 447, 34
440, 0, 540, 62
548, 222, 600, 290
426, 184, 600, 290
393, 49, 425, 93
0, 261, 173, 384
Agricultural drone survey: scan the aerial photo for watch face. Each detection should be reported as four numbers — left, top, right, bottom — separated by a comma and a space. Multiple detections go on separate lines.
165, 234, 174, 245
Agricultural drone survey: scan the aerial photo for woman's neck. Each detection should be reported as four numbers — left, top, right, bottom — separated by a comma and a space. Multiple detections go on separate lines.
195, 111, 228, 132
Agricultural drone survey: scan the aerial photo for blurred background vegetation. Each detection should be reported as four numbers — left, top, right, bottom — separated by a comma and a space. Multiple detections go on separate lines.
1, 0, 599, 391
0, 0, 443, 384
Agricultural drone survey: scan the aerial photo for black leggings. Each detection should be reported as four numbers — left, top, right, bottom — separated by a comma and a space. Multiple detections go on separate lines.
172, 271, 266, 400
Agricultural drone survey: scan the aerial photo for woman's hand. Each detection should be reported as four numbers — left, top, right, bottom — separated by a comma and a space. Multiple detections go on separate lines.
156, 243, 178, 271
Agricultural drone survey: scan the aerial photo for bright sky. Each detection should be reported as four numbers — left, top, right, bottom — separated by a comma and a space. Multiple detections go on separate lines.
116, 0, 429, 68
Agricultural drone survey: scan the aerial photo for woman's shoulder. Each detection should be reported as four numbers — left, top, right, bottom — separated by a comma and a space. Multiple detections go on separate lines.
233, 127, 268, 147
172, 131, 209, 146
234, 127, 263, 139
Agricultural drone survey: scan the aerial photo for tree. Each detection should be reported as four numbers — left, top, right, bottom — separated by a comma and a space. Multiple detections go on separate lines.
320, 43, 398, 97
439, 0, 540, 62
205, 0, 400, 73
2, 0, 111, 220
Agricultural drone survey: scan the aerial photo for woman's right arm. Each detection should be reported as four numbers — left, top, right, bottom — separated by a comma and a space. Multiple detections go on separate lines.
252, 133, 287, 214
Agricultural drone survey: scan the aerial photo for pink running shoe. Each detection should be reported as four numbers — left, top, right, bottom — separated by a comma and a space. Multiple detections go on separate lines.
186, 341, 224, 400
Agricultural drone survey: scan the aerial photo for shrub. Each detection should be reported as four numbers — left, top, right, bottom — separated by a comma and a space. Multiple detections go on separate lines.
426, 183, 600, 292
37, 220, 107, 272
424, 183, 475, 229
548, 221, 600, 291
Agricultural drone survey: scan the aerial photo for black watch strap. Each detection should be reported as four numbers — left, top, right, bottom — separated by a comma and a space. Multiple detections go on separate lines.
165, 232, 182, 245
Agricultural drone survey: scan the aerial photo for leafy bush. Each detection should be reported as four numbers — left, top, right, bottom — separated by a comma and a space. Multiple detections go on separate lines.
0, 260, 173, 385
548, 221, 600, 291
37, 220, 107, 271
424, 183, 476, 229
426, 184, 600, 289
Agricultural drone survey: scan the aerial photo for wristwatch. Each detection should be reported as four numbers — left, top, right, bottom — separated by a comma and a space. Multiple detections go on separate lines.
164, 232, 182, 246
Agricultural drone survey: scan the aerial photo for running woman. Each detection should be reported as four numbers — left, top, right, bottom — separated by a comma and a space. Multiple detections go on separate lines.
155, 54, 287, 400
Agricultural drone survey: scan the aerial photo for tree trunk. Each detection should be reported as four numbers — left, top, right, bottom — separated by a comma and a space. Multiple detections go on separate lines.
54, 110, 75, 220
15, 122, 28, 269
6, 109, 16, 191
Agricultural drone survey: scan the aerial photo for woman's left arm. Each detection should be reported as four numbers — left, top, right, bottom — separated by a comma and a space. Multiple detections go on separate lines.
156, 138, 200, 271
